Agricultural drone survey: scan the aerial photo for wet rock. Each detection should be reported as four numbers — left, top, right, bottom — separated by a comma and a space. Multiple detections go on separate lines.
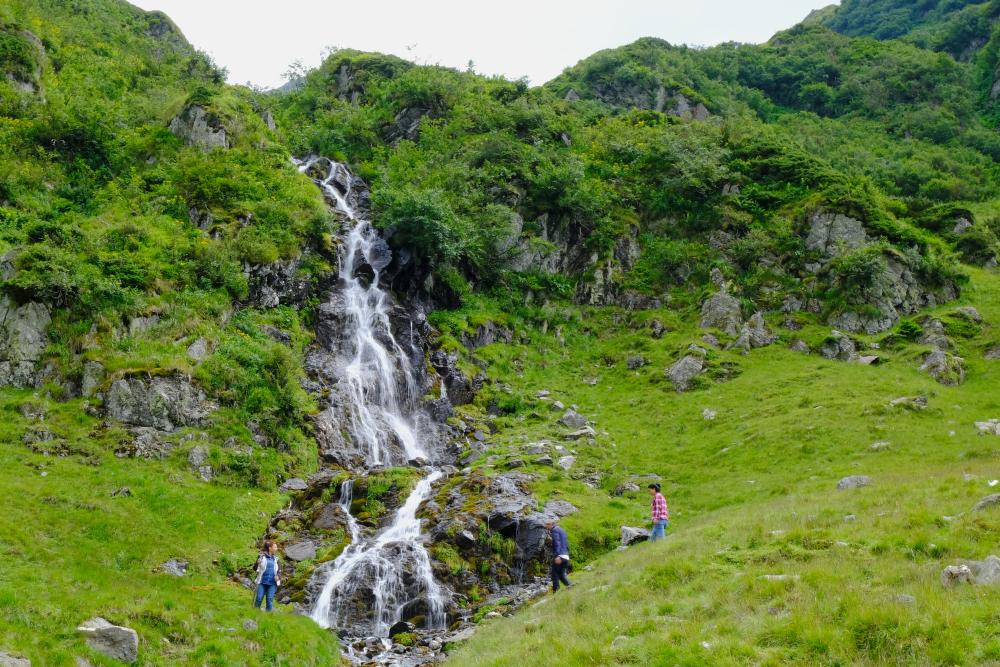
837, 475, 874, 490
278, 478, 307, 494
665, 355, 704, 392
621, 526, 651, 546
159, 559, 187, 576
77, 618, 138, 663
284, 540, 316, 561
388, 621, 414, 637
168, 105, 227, 150
559, 409, 588, 429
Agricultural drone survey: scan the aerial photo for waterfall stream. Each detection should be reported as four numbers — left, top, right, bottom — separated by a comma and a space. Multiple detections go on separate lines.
292, 156, 448, 640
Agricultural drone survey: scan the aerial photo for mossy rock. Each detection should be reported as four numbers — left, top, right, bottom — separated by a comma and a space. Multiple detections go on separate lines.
290, 590, 306, 603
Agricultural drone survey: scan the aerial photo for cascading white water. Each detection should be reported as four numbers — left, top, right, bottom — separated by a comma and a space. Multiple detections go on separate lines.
309, 471, 447, 634
294, 155, 425, 466
292, 156, 448, 639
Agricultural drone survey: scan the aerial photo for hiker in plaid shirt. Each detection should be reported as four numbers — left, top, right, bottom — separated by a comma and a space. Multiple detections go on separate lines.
648, 483, 669, 542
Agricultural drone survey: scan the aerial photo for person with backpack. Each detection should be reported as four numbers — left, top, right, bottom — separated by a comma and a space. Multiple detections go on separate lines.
648, 483, 669, 542
253, 541, 282, 611
543, 517, 572, 592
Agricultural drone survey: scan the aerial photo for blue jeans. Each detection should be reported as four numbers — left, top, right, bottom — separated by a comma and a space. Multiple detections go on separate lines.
254, 583, 277, 611
651, 520, 669, 542
551, 559, 571, 592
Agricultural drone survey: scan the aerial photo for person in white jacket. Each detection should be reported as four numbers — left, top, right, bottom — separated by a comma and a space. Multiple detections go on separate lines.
253, 541, 282, 611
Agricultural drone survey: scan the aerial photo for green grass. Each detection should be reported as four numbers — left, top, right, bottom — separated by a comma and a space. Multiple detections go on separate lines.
0, 392, 339, 666
439, 267, 1000, 665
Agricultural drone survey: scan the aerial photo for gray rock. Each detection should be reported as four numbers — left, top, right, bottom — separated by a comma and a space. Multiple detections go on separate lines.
456, 530, 477, 548
621, 526, 651, 546
544, 499, 580, 516
106, 374, 215, 431
0, 297, 51, 389
243, 619, 258, 631
549, 400, 565, 411
702, 334, 721, 349
557, 456, 576, 471
870, 442, 891, 451
285, 540, 316, 561
699, 290, 742, 335
611, 635, 629, 647
964, 473, 979, 481
278, 478, 307, 494
564, 89, 580, 102
0, 651, 30, 667
666, 355, 704, 392
805, 209, 867, 258
710, 267, 726, 289
473, 430, 486, 442
919, 349, 965, 386
973, 494, 1000, 511
954, 306, 981, 322
787, 339, 809, 353
168, 105, 228, 150
560, 409, 589, 430
77, 618, 138, 663
837, 475, 874, 490
733, 312, 777, 351
563, 427, 596, 440
159, 559, 187, 576
459, 451, 480, 466
129, 314, 159, 336
953, 218, 973, 234
81, 361, 105, 398
941, 564, 974, 588
186, 337, 209, 361
626, 355, 645, 370
613, 482, 640, 496
506, 459, 524, 469
919, 332, 949, 350
534, 455, 554, 466
447, 627, 476, 642
820, 330, 856, 362
198, 465, 213, 482
984, 344, 1000, 360
187, 445, 209, 468
894, 594, 916, 605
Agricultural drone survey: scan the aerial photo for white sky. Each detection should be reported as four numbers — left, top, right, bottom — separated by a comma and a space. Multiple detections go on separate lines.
131, 0, 836, 89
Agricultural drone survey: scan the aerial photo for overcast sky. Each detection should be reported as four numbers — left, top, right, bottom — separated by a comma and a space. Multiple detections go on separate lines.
131, 0, 835, 89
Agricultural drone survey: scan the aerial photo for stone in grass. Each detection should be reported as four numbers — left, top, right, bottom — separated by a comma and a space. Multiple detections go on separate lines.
0, 651, 30, 667
894, 594, 916, 605
557, 456, 576, 471
243, 619, 258, 631
284, 540, 316, 561
159, 559, 187, 576
626, 355, 645, 370
972, 494, 1000, 511
77, 618, 139, 663
621, 526, 651, 546
787, 339, 809, 353
611, 636, 630, 647
544, 499, 580, 517
506, 459, 524, 469
534, 455, 554, 466
870, 442, 891, 451
941, 565, 974, 588
613, 482, 640, 496
837, 475, 874, 490
549, 401, 565, 411
198, 465, 213, 482
757, 574, 800, 581
187, 445, 209, 468
186, 337, 210, 361
560, 409, 589, 430
563, 427, 596, 440
278, 478, 307, 494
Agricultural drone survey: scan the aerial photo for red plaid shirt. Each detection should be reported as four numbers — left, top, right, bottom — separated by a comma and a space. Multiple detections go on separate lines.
651, 493, 669, 522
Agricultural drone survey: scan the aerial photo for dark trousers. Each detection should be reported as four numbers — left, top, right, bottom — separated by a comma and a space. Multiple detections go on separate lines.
254, 582, 277, 611
551, 559, 571, 592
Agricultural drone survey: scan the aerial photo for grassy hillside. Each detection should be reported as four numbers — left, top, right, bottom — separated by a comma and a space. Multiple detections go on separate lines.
437, 268, 1000, 666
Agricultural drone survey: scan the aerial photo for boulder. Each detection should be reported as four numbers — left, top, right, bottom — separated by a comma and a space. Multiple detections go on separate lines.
278, 478, 307, 494
0, 297, 51, 389
544, 500, 580, 517
954, 306, 981, 322
459, 451, 480, 466
787, 339, 809, 353
389, 621, 415, 637
77, 618, 139, 663
621, 526, 651, 546
506, 459, 524, 469
919, 349, 965, 386
563, 426, 596, 440
168, 105, 228, 150
549, 400, 565, 411
455, 530, 477, 549
81, 361, 105, 398
535, 455, 554, 466
820, 330, 857, 362
972, 494, 1000, 512
966, 555, 1000, 585
187, 445, 209, 468
733, 312, 777, 351
186, 337, 210, 361
560, 409, 589, 429
941, 564, 974, 588
243, 619, 258, 632
837, 475, 874, 490
954, 218, 973, 234
613, 482, 640, 496
804, 209, 867, 258
106, 374, 215, 431
625, 355, 645, 370
665, 355, 704, 392
0, 652, 30, 667
557, 456, 576, 471
284, 540, 316, 561
159, 559, 187, 576
699, 290, 742, 335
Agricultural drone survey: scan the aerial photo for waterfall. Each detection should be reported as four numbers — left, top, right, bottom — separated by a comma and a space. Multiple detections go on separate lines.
309, 472, 446, 633
293, 156, 448, 638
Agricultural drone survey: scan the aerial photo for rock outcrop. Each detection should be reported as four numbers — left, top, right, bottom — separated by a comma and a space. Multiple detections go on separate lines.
168, 105, 227, 150
0, 298, 50, 389
732, 312, 777, 352
0, 651, 30, 667
666, 354, 705, 392
77, 618, 139, 663
837, 475, 874, 490
700, 288, 742, 335
105, 373, 216, 432
919, 349, 965, 386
